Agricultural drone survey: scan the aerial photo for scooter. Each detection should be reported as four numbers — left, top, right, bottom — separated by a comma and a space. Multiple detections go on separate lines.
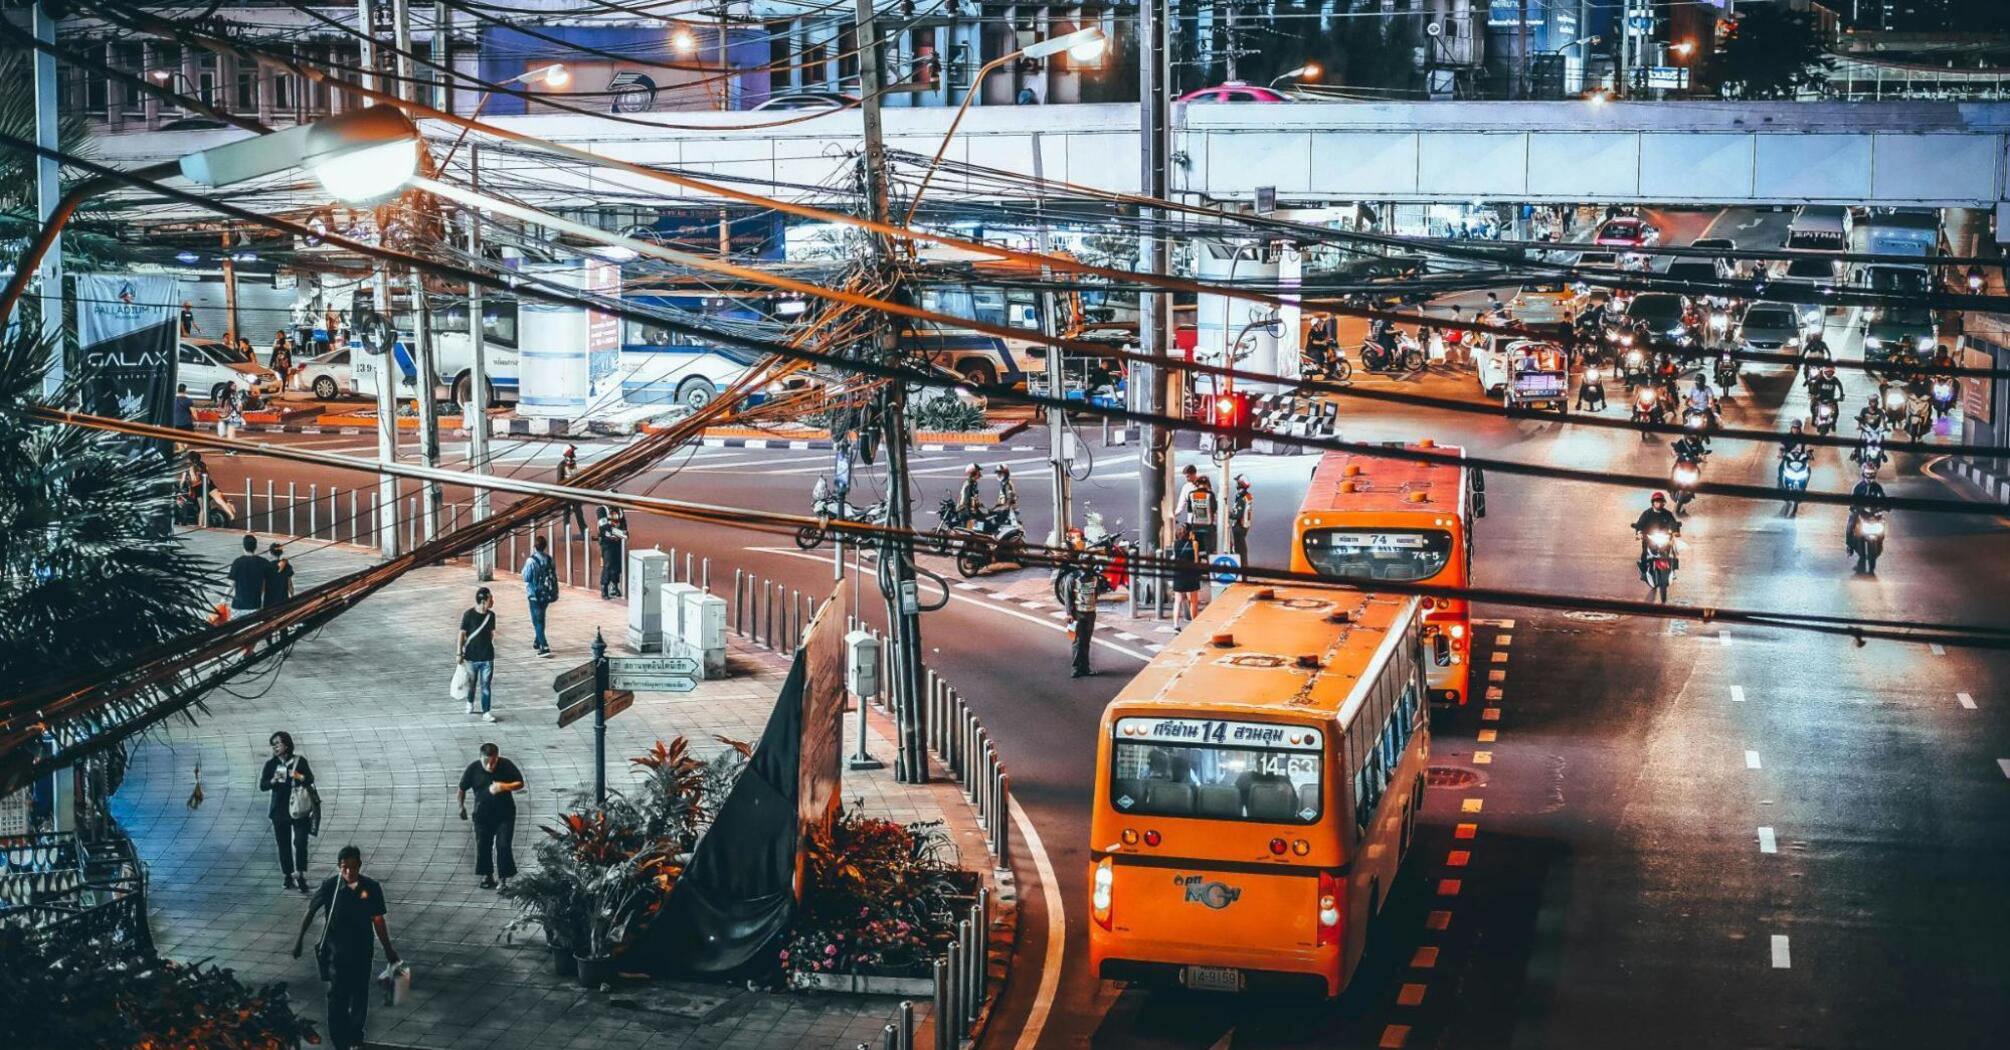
1670, 455, 1703, 516
935, 498, 1027, 577
1812, 397, 1839, 437
1639, 529, 1678, 604
797, 482, 889, 549
1631, 386, 1664, 440
1713, 352, 1739, 394
1850, 510, 1887, 574
1053, 511, 1134, 606
1931, 378, 1956, 420
1901, 394, 1933, 442
1359, 331, 1426, 374
1302, 343, 1354, 383
1779, 450, 1812, 515
1577, 365, 1608, 412
1682, 404, 1715, 448
1620, 348, 1650, 390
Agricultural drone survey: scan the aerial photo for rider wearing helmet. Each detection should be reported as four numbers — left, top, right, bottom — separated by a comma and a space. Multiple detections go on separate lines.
957, 464, 984, 519
1779, 419, 1810, 461
994, 464, 1018, 513
1807, 365, 1843, 407
1631, 492, 1682, 581
1846, 462, 1888, 556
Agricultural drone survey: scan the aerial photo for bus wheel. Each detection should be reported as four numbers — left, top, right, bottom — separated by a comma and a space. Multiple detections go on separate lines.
452, 374, 495, 411
956, 359, 998, 387
677, 377, 717, 410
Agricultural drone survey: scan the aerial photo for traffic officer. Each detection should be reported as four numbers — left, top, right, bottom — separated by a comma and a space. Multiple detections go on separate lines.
1229, 475, 1253, 562
957, 464, 984, 524
1067, 557, 1109, 678
994, 463, 1018, 515
556, 445, 587, 535
1186, 475, 1218, 552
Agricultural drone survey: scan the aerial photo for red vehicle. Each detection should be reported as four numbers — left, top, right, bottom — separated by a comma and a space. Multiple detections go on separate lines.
1178, 82, 1293, 103
1593, 217, 1659, 248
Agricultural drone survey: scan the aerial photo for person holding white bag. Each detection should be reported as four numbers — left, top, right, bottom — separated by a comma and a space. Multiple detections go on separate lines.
456, 587, 498, 722
259, 731, 318, 892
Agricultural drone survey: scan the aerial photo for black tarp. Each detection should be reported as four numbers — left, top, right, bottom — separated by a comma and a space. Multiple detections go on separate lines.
647, 647, 807, 973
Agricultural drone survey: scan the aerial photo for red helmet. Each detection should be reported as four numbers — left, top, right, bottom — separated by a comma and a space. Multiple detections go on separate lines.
1650, 491, 1668, 502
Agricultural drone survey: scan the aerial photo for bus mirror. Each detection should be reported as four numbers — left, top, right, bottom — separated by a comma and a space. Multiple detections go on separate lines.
1473, 492, 1487, 518
1432, 633, 1453, 666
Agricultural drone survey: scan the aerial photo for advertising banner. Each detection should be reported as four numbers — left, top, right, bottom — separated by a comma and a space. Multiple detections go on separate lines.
75, 274, 180, 460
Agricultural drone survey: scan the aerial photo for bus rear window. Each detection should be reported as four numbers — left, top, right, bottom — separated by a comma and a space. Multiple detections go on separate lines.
1302, 528, 1453, 583
1108, 717, 1322, 824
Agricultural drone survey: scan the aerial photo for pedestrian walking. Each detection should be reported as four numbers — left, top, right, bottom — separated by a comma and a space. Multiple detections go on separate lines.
217, 383, 243, 452
260, 731, 318, 892
265, 543, 295, 607
1067, 557, 1108, 678
1230, 475, 1253, 563
595, 506, 627, 600
292, 845, 400, 1050
229, 534, 273, 621
1186, 475, 1218, 553
459, 587, 498, 720
1171, 525, 1204, 623
556, 445, 587, 535
180, 300, 198, 336
457, 743, 525, 890
522, 535, 557, 656
173, 383, 196, 433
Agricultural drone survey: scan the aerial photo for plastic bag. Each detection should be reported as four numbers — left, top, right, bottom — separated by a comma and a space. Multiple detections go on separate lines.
378, 961, 412, 1006
450, 662, 471, 702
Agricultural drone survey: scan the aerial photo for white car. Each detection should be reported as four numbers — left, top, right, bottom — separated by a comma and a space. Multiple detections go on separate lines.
292, 346, 358, 400
1472, 335, 1513, 397
178, 338, 280, 405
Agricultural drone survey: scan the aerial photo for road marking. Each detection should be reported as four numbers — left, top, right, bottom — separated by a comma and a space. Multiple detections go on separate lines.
1007, 795, 1063, 1050
1930, 643, 1946, 656
1436, 879, 1462, 896
1485, 686, 1504, 700
1476, 729, 1497, 743
1746, 750, 1763, 770
1730, 685, 1747, 703
1396, 983, 1427, 1006
1425, 910, 1452, 930
1446, 851, 1470, 867
1461, 798, 1483, 813
1454, 823, 1477, 840
1757, 827, 1778, 854
1474, 618, 1515, 628
1495, 634, 1512, 647
1482, 707, 1500, 722
1998, 758, 2010, 779
1770, 935, 1791, 969
1490, 651, 1509, 663
1473, 751, 1492, 765
1379, 1024, 1410, 1048
1957, 692, 1977, 710
1487, 669, 1506, 682
1718, 629, 1733, 647
1410, 947, 1439, 969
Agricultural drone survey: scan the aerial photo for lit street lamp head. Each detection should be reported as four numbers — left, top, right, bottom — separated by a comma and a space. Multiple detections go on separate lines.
177, 104, 422, 205
1021, 26, 1106, 62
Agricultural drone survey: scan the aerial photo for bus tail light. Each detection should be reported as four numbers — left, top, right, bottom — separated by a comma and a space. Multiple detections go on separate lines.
1092, 859, 1114, 929
1269, 838, 1288, 855
1143, 830, 1161, 847
1317, 870, 1342, 947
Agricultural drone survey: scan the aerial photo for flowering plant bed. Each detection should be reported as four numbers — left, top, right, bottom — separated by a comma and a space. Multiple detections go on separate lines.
776, 809, 976, 986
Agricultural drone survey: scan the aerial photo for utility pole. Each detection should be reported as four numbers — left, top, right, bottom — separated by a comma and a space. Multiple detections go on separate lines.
1517, 0, 1530, 98
220, 230, 238, 350
1137, 0, 1174, 592
434, 0, 452, 113
394, 0, 442, 542
32, 0, 63, 397
1223, 1, 1237, 83
853, 0, 927, 784
358, 0, 401, 559
468, 145, 493, 580
1031, 131, 1071, 545
1616, 0, 1631, 98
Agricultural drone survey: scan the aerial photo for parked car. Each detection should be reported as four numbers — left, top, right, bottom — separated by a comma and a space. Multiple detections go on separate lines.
1177, 82, 1293, 103
292, 345, 358, 400
752, 91, 858, 111
179, 338, 281, 405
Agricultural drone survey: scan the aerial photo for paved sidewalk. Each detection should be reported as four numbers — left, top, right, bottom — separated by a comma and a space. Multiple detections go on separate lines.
113, 530, 977, 1050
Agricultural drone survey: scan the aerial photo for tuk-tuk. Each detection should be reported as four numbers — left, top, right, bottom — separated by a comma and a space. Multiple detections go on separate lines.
1502, 339, 1571, 413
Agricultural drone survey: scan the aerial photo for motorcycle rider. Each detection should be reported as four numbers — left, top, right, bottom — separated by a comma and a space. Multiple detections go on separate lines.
1631, 492, 1683, 583
1576, 359, 1608, 411
1779, 419, 1810, 462
957, 464, 984, 525
1807, 365, 1844, 408
1363, 318, 1397, 369
1801, 329, 1831, 374
1846, 462, 1888, 556
1671, 429, 1710, 466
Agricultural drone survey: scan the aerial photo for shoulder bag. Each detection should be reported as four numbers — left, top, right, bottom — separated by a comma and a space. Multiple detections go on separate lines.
286, 758, 317, 821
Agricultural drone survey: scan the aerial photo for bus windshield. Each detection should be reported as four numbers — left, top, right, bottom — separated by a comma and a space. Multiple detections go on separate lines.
1302, 528, 1453, 582
1108, 717, 1322, 824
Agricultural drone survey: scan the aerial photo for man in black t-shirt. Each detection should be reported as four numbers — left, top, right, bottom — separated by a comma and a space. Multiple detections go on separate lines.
457, 742, 525, 889
457, 588, 498, 720
228, 534, 273, 620
292, 845, 399, 1050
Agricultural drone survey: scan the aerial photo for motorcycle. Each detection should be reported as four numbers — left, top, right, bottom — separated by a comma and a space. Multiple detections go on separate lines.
1578, 365, 1608, 411
1682, 404, 1715, 447
933, 498, 1027, 577
1931, 378, 1956, 420
1779, 450, 1812, 515
1901, 394, 1933, 442
1640, 529, 1677, 603
1850, 509, 1887, 574
1620, 348, 1650, 389
1358, 331, 1426, 374
797, 485, 889, 549
1670, 456, 1703, 515
1302, 342, 1354, 383
1811, 397, 1839, 437
1052, 511, 1134, 606
1853, 430, 1889, 474
1713, 353, 1739, 393
1631, 386, 1664, 439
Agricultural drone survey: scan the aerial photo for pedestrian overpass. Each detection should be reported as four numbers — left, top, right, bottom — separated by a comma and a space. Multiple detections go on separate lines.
97, 99, 2010, 209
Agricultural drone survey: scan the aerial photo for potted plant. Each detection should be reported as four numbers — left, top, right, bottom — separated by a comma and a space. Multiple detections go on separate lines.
573, 844, 677, 988
499, 850, 588, 977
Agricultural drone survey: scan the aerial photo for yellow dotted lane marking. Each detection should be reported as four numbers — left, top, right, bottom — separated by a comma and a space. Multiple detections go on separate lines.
1461, 798, 1484, 813
1477, 729, 1497, 742
1490, 651, 1510, 663
1379, 1024, 1410, 1048
1446, 850, 1471, 867
1425, 910, 1452, 930
1437, 878, 1462, 896
1397, 983, 1427, 1006
1488, 669, 1507, 682
1454, 823, 1478, 840
1473, 751, 1493, 764
1411, 946, 1439, 968
1481, 707, 1501, 722
1485, 686, 1505, 700
1496, 634, 1512, 647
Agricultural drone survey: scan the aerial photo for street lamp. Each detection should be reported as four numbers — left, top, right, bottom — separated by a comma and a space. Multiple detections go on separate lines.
437, 64, 568, 172
1269, 63, 1320, 90
178, 104, 422, 205
901, 26, 1108, 226
672, 29, 698, 54
1670, 40, 1696, 58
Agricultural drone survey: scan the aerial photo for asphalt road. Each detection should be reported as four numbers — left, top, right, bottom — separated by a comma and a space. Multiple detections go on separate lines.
200, 205, 2010, 1049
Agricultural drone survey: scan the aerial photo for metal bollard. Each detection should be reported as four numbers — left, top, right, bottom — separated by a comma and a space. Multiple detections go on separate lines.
265, 479, 274, 533
764, 581, 775, 648
900, 1000, 916, 1050
406, 497, 416, 552
701, 557, 710, 594
960, 914, 978, 1025
308, 484, 317, 537
734, 570, 745, 635
684, 552, 693, 588
667, 547, 678, 583
943, 940, 963, 1050
508, 529, 517, 569
974, 890, 990, 1012
883, 1022, 899, 1050
287, 482, 297, 536
931, 959, 950, 1050
244, 478, 253, 527
348, 489, 357, 545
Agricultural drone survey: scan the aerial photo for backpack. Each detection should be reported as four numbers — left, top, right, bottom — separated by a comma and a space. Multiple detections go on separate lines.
531, 554, 559, 604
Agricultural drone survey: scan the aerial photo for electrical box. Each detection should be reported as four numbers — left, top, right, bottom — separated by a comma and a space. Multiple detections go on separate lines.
846, 629, 882, 698
625, 549, 670, 653
660, 581, 698, 650
681, 590, 728, 677
899, 579, 919, 616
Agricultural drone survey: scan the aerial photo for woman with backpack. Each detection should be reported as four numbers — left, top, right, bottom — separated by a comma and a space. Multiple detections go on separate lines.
260, 730, 318, 892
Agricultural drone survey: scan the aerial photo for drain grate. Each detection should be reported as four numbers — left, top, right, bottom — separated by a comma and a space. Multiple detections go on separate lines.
1427, 766, 1483, 788
1566, 610, 1620, 623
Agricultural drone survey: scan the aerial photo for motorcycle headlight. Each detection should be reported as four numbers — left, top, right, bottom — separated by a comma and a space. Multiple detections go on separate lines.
1885, 391, 1906, 411
1620, 334, 1634, 346
1674, 466, 1698, 484
1864, 336, 1881, 350
1585, 367, 1602, 381
1934, 381, 1953, 396
1647, 531, 1671, 548
1862, 522, 1885, 537
1638, 389, 1656, 405
1625, 351, 1643, 366
1918, 337, 1934, 351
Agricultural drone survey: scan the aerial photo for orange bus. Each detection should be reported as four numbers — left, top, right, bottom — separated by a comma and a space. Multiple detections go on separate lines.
1088, 585, 1430, 996
1290, 443, 1482, 705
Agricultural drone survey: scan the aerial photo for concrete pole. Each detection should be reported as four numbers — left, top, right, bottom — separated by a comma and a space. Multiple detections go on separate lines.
393, 0, 442, 541
359, 0, 401, 559
469, 146, 493, 580
1617, 0, 1631, 98
1138, 0, 1173, 570
1031, 131, 1071, 545
434, 0, 452, 113
220, 230, 238, 351
33, 1, 63, 397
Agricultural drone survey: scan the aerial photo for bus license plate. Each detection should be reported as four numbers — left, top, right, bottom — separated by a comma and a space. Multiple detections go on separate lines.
1182, 966, 1244, 993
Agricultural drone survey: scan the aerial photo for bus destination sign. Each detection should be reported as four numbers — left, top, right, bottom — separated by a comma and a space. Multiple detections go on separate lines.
1115, 717, 1321, 751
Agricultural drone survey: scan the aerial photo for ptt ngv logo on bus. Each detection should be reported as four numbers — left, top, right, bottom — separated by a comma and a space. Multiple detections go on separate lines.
1175, 875, 1243, 910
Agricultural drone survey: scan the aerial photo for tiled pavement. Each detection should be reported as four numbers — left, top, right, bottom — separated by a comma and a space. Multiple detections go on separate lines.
113, 530, 971, 1050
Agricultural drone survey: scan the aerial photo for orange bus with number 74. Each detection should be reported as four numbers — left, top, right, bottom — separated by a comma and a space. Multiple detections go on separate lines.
1291, 442, 1483, 705
1088, 584, 1430, 996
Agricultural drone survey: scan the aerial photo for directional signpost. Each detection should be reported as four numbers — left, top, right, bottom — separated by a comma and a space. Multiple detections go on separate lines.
554, 643, 707, 803
606, 655, 699, 694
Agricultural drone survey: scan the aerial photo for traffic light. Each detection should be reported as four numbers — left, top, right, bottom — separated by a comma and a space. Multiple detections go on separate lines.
1210, 391, 1253, 451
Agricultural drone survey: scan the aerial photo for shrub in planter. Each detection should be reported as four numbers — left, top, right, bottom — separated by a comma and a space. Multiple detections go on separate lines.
908, 395, 985, 434
0, 932, 318, 1049
777, 809, 969, 985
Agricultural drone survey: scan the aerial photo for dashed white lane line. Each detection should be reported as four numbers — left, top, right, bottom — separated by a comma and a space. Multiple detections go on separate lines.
1770, 935, 1792, 969
1957, 692, 1977, 710
1746, 750, 1763, 770
1930, 643, 1947, 656
1718, 630, 1733, 648
1730, 685, 1747, 704
1998, 758, 2010, 779
1757, 827, 1778, 854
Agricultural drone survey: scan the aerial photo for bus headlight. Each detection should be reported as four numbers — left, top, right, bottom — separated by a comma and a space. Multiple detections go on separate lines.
1092, 859, 1114, 928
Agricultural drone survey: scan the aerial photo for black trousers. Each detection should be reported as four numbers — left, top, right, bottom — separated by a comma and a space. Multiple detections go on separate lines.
271, 814, 310, 876
562, 502, 587, 534
599, 551, 623, 597
327, 952, 373, 1050
474, 815, 518, 879
1231, 527, 1249, 563
1071, 612, 1095, 675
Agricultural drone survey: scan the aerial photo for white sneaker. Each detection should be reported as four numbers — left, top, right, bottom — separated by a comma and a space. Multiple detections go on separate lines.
482, 712, 498, 723
465, 701, 476, 715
